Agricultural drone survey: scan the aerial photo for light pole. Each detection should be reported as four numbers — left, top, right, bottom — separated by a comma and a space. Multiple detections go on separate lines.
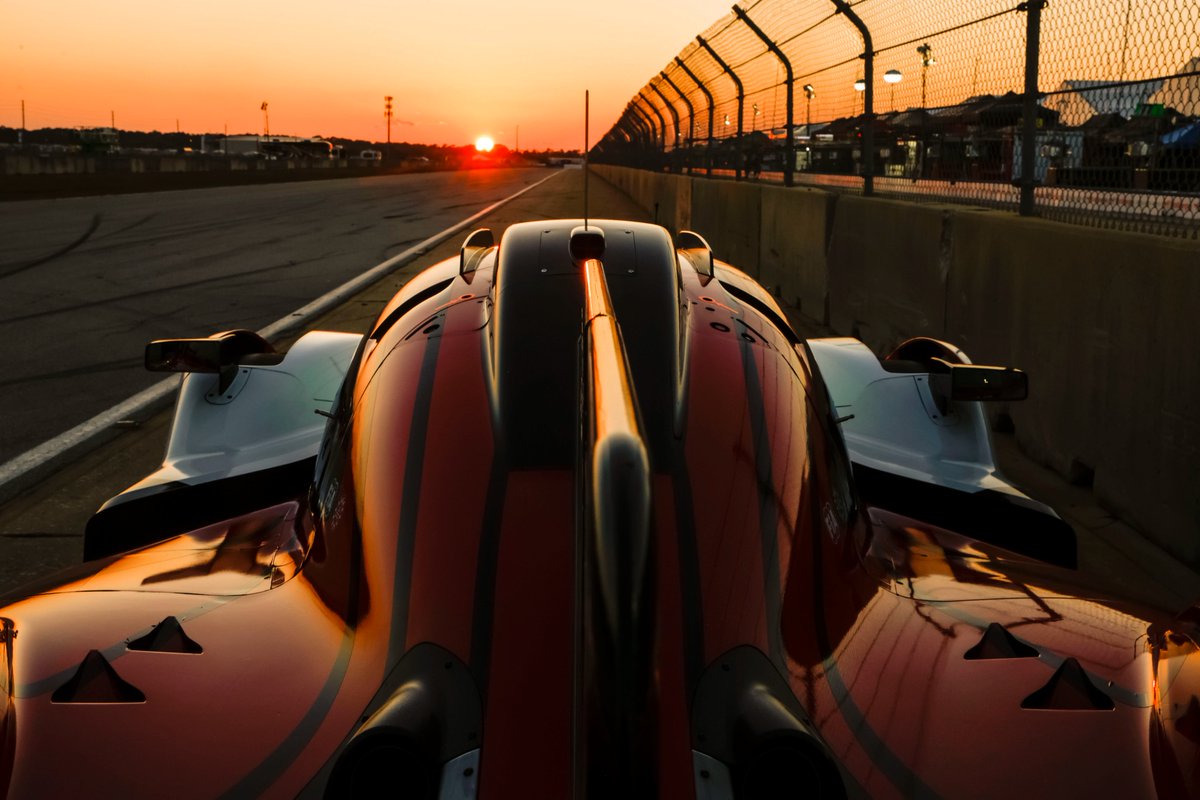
884, 69, 903, 111
384, 96, 394, 144
803, 84, 815, 171
260, 101, 269, 137
917, 44, 936, 110
854, 78, 865, 116
917, 43, 936, 178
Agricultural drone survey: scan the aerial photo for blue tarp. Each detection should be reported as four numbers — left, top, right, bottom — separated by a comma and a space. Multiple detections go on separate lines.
1161, 121, 1200, 147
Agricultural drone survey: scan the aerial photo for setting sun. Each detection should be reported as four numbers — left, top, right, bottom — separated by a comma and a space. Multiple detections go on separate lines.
474, 135, 495, 152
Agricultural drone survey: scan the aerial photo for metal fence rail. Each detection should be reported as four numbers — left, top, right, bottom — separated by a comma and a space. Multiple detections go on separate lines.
594, 0, 1200, 238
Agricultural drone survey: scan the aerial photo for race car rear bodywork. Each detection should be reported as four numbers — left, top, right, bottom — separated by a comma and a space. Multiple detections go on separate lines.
2, 219, 1198, 799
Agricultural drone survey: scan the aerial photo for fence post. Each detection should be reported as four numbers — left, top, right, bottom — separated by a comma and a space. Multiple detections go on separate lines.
650, 81, 683, 173
675, 56, 716, 177
660, 71, 696, 174
637, 92, 668, 168
1019, 0, 1046, 216
832, 0, 874, 196
697, 35, 745, 180
617, 116, 642, 153
627, 105, 654, 168
628, 104, 654, 147
733, 6, 795, 187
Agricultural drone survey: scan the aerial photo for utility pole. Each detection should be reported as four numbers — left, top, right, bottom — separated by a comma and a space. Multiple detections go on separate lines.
261, 102, 269, 137
111, 110, 115, 130
515, 124, 519, 153
384, 95, 394, 144
19, 99, 25, 145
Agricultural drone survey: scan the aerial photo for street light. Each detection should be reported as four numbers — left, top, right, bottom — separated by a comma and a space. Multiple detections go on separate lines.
917, 43, 936, 179
917, 43, 936, 111
884, 69, 903, 111
802, 84, 816, 172
853, 78, 865, 115
803, 84, 815, 137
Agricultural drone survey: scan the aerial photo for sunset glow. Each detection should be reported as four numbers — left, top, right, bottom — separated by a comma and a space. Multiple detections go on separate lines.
475, 136, 495, 153
1, 0, 734, 149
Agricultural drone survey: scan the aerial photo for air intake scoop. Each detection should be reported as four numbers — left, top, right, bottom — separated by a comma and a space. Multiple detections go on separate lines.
1021, 657, 1115, 710
964, 623, 1038, 660
52, 650, 146, 704
128, 616, 203, 654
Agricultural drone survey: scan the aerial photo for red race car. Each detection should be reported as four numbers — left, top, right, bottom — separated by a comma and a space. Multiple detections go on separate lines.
2, 220, 1196, 799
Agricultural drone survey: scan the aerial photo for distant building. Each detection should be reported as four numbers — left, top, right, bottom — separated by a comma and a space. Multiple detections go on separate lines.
1147, 57, 1200, 117
78, 127, 119, 155
222, 135, 333, 158
1044, 80, 1161, 126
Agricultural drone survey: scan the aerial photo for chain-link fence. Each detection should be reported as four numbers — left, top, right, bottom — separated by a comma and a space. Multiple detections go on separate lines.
594, 0, 1200, 238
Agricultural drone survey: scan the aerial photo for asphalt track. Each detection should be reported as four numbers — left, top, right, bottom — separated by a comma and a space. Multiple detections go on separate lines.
0, 168, 545, 466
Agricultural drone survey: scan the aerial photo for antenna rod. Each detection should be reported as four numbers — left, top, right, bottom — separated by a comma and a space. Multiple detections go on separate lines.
584, 89, 589, 230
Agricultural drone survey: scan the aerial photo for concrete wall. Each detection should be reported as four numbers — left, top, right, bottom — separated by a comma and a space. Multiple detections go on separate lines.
594, 164, 1200, 563
944, 214, 1200, 547
0, 157, 394, 201
759, 186, 835, 322
2, 153, 350, 176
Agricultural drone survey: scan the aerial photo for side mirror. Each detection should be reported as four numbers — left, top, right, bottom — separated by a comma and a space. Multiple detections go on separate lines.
459, 228, 495, 280
146, 329, 278, 393
676, 230, 714, 279
929, 358, 1027, 414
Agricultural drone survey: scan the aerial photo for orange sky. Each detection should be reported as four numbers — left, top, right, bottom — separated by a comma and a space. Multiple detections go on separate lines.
1, 0, 736, 150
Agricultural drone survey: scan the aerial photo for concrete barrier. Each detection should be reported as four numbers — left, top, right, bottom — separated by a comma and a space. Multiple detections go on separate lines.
945, 211, 1200, 552
593, 164, 1200, 562
2, 157, 411, 201
759, 186, 835, 323
2, 153, 354, 177
827, 195, 954, 354
690, 179, 761, 276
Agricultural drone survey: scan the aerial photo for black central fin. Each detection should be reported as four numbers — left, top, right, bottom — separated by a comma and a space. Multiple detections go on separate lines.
574, 225, 658, 793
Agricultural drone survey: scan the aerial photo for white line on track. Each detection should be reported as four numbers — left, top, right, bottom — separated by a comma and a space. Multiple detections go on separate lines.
0, 171, 561, 505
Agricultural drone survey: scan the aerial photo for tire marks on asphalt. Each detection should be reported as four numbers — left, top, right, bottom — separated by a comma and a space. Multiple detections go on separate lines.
0, 356, 142, 389
0, 258, 320, 326
0, 214, 102, 279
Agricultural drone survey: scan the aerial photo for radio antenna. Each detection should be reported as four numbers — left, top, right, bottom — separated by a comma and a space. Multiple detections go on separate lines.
584, 89, 589, 230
